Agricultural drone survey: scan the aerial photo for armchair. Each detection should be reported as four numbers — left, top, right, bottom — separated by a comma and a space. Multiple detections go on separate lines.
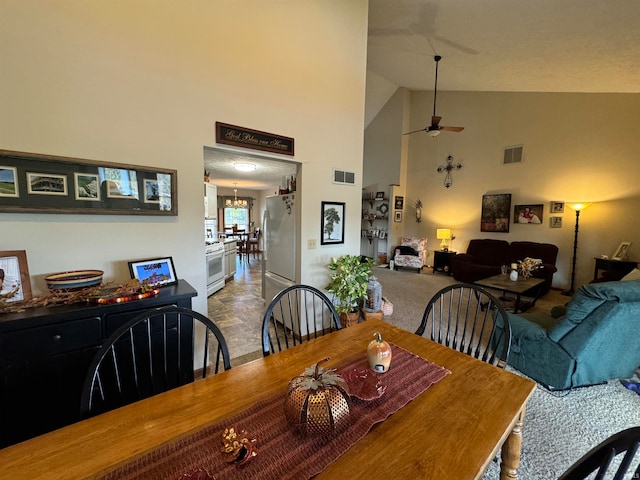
503, 280, 640, 390
393, 237, 427, 273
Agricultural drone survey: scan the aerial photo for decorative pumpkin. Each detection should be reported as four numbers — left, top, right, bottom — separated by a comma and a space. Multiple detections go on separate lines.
283, 357, 351, 436
367, 331, 392, 373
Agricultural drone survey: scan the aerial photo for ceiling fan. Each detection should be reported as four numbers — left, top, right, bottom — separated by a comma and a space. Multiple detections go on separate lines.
403, 55, 464, 137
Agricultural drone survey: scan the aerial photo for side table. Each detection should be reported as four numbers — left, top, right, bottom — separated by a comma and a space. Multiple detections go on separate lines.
433, 250, 456, 275
592, 257, 638, 282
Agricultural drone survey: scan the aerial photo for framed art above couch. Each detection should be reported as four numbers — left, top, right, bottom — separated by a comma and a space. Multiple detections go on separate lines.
481, 193, 511, 233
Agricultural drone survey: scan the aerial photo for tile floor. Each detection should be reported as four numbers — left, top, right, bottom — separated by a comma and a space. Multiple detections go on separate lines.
207, 253, 265, 366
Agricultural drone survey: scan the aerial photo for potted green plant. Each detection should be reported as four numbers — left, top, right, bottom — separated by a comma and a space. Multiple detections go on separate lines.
326, 255, 372, 327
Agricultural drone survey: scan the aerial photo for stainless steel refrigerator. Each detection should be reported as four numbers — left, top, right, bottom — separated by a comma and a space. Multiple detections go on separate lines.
262, 193, 297, 302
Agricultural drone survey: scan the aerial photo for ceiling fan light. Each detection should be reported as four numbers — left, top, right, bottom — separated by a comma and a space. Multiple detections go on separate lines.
234, 163, 256, 172
426, 129, 441, 137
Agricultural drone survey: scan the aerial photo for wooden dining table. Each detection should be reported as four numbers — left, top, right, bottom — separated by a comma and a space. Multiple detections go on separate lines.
0, 319, 535, 480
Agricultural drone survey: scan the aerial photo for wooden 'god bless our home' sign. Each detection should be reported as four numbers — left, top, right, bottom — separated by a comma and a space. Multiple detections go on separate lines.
215, 122, 295, 156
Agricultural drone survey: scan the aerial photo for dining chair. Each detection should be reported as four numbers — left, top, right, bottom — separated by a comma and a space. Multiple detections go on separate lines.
262, 284, 341, 356
248, 227, 261, 259
237, 236, 249, 264
415, 283, 512, 368
80, 306, 231, 418
558, 426, 640, 480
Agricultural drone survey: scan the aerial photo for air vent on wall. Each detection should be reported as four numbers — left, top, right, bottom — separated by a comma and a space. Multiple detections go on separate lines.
333, 169, 355, 185
503, 145, 524, 164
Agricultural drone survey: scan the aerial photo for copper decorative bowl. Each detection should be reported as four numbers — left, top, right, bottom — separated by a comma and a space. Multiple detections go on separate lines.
45, 270, 104, 291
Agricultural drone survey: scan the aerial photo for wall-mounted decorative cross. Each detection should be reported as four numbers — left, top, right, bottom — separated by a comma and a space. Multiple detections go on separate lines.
437, 155, 462, 188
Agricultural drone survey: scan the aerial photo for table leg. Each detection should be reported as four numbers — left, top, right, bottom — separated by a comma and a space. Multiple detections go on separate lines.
500, 407, 525, 479
512, 294, 522, 313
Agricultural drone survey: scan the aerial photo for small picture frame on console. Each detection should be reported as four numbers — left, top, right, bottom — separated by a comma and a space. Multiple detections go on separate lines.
0, 250, 32, 303
128, 256, 178, 287
612, 242, 632, 261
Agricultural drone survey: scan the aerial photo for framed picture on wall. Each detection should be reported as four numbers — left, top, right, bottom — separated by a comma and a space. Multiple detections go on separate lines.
514, 204, 543, 224
550, 216, 563, 228
550, 201, 564, 213
394, 211, 402, 222
321, 201, 345, 245
394, 196, 404, 210
480, 193, 511, 232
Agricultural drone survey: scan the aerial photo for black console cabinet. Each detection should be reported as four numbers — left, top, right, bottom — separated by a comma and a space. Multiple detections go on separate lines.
0, 279, 197, 448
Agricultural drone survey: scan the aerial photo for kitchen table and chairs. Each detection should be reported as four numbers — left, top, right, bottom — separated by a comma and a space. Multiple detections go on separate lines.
1, 319, 535, 480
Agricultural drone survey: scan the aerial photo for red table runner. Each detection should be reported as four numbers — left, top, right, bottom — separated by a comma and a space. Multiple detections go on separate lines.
100, 344, 450, 480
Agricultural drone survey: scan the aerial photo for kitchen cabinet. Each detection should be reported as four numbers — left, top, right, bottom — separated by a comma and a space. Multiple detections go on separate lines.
204, 183, 217, 219
224, 239, 237, 279
0, 280, 197, 448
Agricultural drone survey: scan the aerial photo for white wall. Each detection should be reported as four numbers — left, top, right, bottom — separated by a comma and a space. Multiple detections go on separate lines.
402, 91, 640, 290
0, 0, 369, 313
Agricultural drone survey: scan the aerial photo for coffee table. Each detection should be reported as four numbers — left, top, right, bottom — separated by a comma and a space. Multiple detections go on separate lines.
474, 274, 545, 313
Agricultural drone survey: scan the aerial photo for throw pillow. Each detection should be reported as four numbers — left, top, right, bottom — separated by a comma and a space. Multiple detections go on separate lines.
397, 245, 418, 256
622, 268, 640, 281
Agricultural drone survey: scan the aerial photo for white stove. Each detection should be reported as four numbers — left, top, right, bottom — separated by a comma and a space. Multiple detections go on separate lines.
205, 241, 224, 255
205, 241, 225, 295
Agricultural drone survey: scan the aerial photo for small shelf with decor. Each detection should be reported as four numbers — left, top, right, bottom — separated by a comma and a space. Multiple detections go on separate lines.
360, 189, 390, 262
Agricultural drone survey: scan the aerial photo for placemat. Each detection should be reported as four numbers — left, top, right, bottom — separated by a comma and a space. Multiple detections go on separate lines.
100, 344, 451, 480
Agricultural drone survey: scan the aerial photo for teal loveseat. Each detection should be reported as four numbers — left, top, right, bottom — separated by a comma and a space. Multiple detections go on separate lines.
504, 280, 640, 390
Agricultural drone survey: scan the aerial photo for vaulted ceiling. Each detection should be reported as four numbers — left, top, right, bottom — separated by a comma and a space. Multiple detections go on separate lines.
367, 0, 640, 93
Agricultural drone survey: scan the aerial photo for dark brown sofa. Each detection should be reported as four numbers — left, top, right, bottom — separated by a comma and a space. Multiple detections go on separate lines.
452, 239, 559, 293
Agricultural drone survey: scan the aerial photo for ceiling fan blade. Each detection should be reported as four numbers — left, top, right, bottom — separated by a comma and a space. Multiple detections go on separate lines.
440, 126, 465, 132
431, 115, 442, 127
402, 127, 428, 135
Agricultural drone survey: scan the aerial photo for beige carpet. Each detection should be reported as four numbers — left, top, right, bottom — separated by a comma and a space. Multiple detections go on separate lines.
372, 265, 567, 333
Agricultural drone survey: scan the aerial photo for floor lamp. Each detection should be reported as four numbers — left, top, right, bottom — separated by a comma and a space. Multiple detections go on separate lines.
562, 202, 592, 296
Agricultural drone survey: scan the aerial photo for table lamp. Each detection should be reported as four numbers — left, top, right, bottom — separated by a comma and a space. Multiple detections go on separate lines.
437, 228, 451, 251
562, 202, 592, 296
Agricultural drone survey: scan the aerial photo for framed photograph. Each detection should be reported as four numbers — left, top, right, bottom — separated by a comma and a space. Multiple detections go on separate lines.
550, 201, 564, 213
0, 149, 177, 215
104, 168, 139, 199
128, 257, 178, 287
0, 166, 19, 197
321, 201, 345, 245
394, 210, 402, 222
0, 250, 32, 303
26, 172, 68, 196
375, 191, 385, 200
514, 204, 543, 224
550, 216, 563, 228
74, 172, 100, 201
481, 193, 511, 232
394, 196, 404, 210
612, 242, 632, 261
144, 179, 161, 204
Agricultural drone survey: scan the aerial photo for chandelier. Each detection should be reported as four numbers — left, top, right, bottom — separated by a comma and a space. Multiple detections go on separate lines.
225, 183, 248, 209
